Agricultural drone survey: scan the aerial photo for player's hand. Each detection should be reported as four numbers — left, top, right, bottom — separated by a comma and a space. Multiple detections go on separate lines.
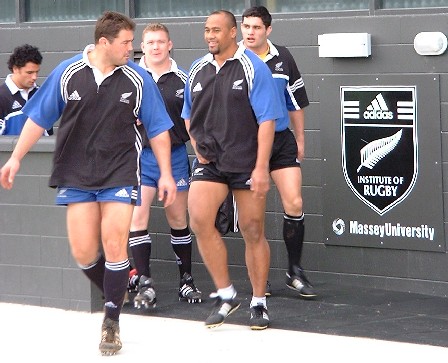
249, 166, 270, 199
157, 174, 177, 207
0, 157, 20, 189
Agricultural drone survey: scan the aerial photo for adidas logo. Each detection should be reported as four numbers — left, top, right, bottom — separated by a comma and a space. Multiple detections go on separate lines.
12, 100, 22, 110
245, 178, 252, 186
68, 90, 81, 101
120, 92, 132, 104
232, 79, 243, 90
175, 89, 184, 98
115, 188, 130, 198
176, 178, 188, 187
363, 93, 393, 120
192, 82, 202, 92
274, 62, 283, 72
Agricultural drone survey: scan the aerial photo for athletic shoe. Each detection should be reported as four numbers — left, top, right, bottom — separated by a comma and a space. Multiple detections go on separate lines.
265, 280, 272, 297
127, 268, 139, 293
179, 272, 202, 303
286, 266, 317, 299
205, 293, 240, 328
134, 275, 157, 309
249, 304, 269, 330
99, 318, 122, 356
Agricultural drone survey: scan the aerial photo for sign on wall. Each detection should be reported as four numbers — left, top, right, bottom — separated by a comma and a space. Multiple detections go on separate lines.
321, 75, 444, 252
342, 87, 417, 216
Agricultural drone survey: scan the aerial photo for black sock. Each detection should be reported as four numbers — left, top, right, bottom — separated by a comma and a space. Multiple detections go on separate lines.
283, 213, 305, 275
104, 260, 129, 321
80, 254, 105, 293
171, 227, 192, 277
129, 230, 151, 277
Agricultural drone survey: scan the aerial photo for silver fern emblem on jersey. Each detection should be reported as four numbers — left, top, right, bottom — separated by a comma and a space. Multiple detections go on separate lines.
275, 62, 283, 71
357, 129, 402, 172
232, 79, 243, 90
120, 92, 132, 104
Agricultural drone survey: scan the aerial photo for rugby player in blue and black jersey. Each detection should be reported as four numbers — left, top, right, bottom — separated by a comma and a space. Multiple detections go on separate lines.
241, 6, 317, 300
182, 10, 283, 330
0, 44, 52, 136
127, 23, 202, 309
0, 11, 176, 356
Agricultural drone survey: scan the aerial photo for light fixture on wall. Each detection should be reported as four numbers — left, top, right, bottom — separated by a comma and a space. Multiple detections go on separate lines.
318, 33, 371, 58
413, 32, 447, 56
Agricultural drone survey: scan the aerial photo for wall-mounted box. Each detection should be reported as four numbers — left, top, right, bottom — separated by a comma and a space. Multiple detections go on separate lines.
318, 33, 371, 58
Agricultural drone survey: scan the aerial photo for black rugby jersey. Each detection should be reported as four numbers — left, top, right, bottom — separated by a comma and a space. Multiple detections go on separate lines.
23, 46, 173, 190
182, 46, 283, 173
0, 77, 52, 135
138, 57, 189, 147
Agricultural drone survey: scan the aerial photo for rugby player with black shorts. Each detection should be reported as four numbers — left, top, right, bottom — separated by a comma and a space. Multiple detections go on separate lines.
241, 6, 317, 300
182, 10, 283, 330
0, 11, 176, 356
127, 23, 202, 309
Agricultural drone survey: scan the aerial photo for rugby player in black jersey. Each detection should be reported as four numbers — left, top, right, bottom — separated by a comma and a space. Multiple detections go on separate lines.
1, 11, 176, 356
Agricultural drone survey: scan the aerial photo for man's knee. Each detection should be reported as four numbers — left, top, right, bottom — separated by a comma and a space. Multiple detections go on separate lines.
239, 219, 264, 243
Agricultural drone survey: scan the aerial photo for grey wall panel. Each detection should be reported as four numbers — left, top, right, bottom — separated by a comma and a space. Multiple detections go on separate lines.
270, 18, 314, 46
41, 237, 71, 268
0, 265, 21, 293
0, 234, 40, 265
21, 266, 62, 298
304, 130, 322, 159
441, 103, 448, 132
62, 268, 90, 300
303, 186, 323, 215
399, 14, 448, 43
301, 159, 322, 186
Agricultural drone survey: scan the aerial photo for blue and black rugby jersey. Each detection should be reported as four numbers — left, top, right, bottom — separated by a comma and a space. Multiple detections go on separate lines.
261, 40, 309, 132
0, 77, 52, 136
138, 57, 189, 147
23, 45, 173, 190
182, 45, 283, 173
239, 40, 309, 132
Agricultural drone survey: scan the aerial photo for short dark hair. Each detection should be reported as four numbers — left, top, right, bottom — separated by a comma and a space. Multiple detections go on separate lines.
7, 44, 42, 72
94, 11, 136, 44
242, 6, 272, 28
209, 10, 237, 29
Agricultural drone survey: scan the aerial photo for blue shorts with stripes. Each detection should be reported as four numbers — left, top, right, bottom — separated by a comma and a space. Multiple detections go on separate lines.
55, 186, 141, 206
140, 144, 190, 191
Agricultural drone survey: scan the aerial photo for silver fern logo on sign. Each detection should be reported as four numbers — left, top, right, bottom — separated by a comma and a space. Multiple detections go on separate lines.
341, 87, 417, 216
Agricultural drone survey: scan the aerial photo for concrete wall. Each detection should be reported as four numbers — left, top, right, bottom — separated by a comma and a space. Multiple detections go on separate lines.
1, 11, 448, 311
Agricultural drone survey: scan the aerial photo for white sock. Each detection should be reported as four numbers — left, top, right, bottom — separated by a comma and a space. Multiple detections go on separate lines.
250, 296, 266, 308
217, 285, 236, 300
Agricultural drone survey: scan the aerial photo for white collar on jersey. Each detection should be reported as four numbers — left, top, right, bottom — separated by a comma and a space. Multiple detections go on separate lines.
138, 56, 178, 83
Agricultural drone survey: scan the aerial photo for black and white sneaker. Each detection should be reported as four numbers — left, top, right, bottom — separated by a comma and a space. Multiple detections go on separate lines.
134, 275, 157, 309
205, 293, 240, 328
286, 266, 317, 299
179, 272, 202, 303
249, 304, 269, 330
